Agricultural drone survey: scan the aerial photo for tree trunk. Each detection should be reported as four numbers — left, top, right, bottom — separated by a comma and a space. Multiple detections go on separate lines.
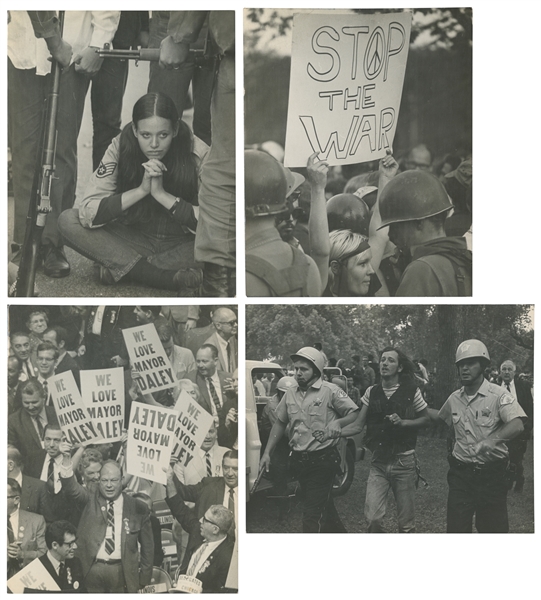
434, 306, 464, 409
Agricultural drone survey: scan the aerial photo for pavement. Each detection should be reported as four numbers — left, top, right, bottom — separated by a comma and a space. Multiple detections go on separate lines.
9, 60, 194, 298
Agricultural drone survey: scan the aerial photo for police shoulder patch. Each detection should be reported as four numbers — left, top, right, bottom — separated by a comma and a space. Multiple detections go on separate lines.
500, 393, 514, 406
334, 387, 347, 398
96, 161, 117, 178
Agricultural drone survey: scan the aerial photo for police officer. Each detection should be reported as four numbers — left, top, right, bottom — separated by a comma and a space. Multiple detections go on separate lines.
260, 347, 359, 532
434, 340, 526, 532
377, 170, 472, 296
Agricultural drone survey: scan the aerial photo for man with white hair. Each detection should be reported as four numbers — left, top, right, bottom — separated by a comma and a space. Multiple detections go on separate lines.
204, 307, 238, 373
499, 360, 534, 492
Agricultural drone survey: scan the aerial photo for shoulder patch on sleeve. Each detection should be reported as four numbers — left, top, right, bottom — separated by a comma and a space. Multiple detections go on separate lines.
96, 161, 117, 178
500, 393, 515, 406
334, 387, 347, 398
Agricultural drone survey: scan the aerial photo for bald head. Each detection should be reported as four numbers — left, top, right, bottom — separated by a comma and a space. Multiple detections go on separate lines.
212, 308, 237, 341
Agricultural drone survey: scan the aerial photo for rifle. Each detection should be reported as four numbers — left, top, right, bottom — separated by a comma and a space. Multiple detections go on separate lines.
14, 12, 64, 297
97, 45, 210, 67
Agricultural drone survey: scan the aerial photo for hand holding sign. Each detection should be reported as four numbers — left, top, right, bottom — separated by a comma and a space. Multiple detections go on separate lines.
306, 152, 329, 191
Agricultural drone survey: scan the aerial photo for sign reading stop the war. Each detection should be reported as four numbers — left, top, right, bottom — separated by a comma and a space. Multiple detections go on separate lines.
126, 402, 178, 485
81, 367, 124, 443
284, 11, 412, 167
49, 371, 103, 446
172, 389, 214, 468
122, 323, 177, 394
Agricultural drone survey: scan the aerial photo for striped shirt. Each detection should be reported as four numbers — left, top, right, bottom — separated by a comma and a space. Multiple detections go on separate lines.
361, 384, 427, 412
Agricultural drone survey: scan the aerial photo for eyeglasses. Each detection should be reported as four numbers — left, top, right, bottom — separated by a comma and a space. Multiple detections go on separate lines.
7, 495, 20, 499
201, 515, 219, 527
63, 539, 77, 548
218, 320, 237, 326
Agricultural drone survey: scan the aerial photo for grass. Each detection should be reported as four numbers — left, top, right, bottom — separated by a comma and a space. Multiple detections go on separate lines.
246, 436, 534, 533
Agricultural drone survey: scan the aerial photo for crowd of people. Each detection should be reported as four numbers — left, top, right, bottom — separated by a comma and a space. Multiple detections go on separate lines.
257, 340, 533, 533
245, 142, 472, 297
8, 10, 235, 297
8, 305, 238, 593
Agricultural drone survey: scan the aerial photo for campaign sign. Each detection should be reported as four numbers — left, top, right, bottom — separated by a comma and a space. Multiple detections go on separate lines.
81, 367, 125, 443
127, 402, 178, 485
284, 11, 412, 167
49, 371, 103, 446
7, 558, 61, 593
122, 323, 178, 393
172, 389, 215, 467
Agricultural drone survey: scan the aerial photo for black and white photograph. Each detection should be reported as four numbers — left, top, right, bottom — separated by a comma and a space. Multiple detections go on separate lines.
245, 8, 472, 297
7, 10, 236, 298
7, 304, 238, 593
246, 304, 534, 534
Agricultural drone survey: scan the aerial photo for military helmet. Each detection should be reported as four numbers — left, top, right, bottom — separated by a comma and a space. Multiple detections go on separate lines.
245, 150, 288, 217
290, 347, 325, 375
377, 170, 453, 229
327, 193, 371, 236
455, 339, 490, 364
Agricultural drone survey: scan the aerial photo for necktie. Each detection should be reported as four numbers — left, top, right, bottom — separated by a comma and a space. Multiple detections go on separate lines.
47, 457, 55, 494
207, 378, 221, 415
187, 542, 208, 576
42, 380, 49, 405
7, 515, 15, 544
34, 415, 45, 440
228, 488, 235, 518
105, 501, 115, 555
506, 383, 511, 392
226, 341, 233, 373
58, 562, 67, 588
206, 452, 212, 477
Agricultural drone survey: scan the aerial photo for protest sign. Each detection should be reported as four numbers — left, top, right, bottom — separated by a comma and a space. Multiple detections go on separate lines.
122, 323, 177, 394
284, 11, 412, 167
81, 367, 125, 443
7, 558, 61, 593
127, 402, 178, 485
49, 371, 103, 446
172, 389, 215, 468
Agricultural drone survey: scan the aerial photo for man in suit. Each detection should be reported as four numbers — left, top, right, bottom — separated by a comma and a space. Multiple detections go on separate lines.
204, 307, 238, 374
218, 369, 238, 449
7, 478, 47, 575
166, 450, 238, 573
500, 360, 534, 492
60, 459, 154, 592
8, 378, 58, 462
10, 331, 36, 378
175, 505, 234, 593
8, 445, 53, 522
38, 520, 87, 592
35, 341, 59, 406
187, 344, 231, 417
43, 326, 81, 388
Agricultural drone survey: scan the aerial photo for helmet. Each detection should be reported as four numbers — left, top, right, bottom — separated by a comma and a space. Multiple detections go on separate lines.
290, 347, 325, 375
326, 193, 371, 235
455, 339, 490, 364
276, 376, 297, 392
377, 170, 453, 229
245, 150, 288, 217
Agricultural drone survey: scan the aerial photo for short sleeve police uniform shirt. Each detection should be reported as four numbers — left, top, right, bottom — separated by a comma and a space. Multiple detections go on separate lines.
276, 379, 358, 452
438, 378, 526, 464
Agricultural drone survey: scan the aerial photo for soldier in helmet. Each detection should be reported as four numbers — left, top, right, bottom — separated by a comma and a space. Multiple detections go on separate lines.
377, 170, 472, 296
431, 340, 526, 532
245, 150, 327, 296
260, 347, 359, 532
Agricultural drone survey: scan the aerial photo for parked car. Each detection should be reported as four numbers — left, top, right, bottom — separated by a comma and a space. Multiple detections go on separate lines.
246, 360, 364, 500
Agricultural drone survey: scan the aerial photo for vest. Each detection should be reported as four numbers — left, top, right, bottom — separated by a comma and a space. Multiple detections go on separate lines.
246, 247, 310, 296
365, 381, 419, 457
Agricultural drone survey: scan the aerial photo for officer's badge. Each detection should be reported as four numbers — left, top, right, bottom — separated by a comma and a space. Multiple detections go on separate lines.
313, 398, 323, 407
481, 408, 491, 417
96, 162, 116, 178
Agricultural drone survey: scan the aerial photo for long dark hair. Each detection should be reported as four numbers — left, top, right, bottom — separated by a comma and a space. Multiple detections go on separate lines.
117, 93, 198, 223
380, 346, 416, 384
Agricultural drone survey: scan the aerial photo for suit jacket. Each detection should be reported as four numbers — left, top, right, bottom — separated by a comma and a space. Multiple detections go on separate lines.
19, 474, 54, 523
186, 370, 231, 416
181, 536, 234, 593
38, 553, 87, 592
166, 477, 236, 572
25, 453, 78, 524
203, 332, 237, 374
12, 509, 47, 568
61, 475, 153, 593
8, 406, 58, 462
218, 396, 238, 449
514, 377, 534, 438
